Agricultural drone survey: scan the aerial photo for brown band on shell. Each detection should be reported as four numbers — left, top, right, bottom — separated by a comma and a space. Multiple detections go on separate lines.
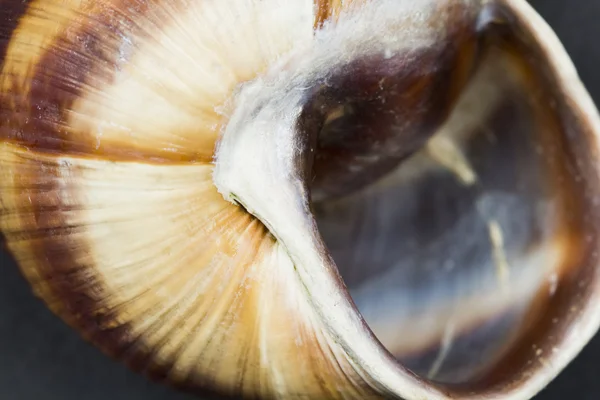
1, 139, 390, 398
313, 0, 373, 30
0, 143, 240, 397
4, 1, 599, 399
314, 0, 343, 29
1, 0, 173, 162
0, 1, 397, 398
0, 0, 35, 66
0, 143, 134, 362
0, 0, 227, 164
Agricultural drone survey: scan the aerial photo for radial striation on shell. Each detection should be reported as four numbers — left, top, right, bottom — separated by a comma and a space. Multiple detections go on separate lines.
1, 1, 600, 400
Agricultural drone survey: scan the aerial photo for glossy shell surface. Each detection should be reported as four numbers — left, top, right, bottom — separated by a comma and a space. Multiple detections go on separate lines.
1, 1, 600, 399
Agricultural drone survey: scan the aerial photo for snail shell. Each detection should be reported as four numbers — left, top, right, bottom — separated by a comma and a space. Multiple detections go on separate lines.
1, 0, 599, 399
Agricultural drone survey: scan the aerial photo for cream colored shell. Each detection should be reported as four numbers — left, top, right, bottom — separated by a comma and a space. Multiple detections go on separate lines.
1, 1, 600, 400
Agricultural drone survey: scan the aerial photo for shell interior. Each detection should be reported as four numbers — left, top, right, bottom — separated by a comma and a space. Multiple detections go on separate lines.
1, 0, 600, 399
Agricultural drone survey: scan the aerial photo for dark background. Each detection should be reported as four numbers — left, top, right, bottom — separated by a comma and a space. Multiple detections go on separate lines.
1, 1, 599, 399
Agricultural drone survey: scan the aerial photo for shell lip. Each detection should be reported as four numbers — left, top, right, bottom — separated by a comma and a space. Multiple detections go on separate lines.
2, 0, 600, 399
